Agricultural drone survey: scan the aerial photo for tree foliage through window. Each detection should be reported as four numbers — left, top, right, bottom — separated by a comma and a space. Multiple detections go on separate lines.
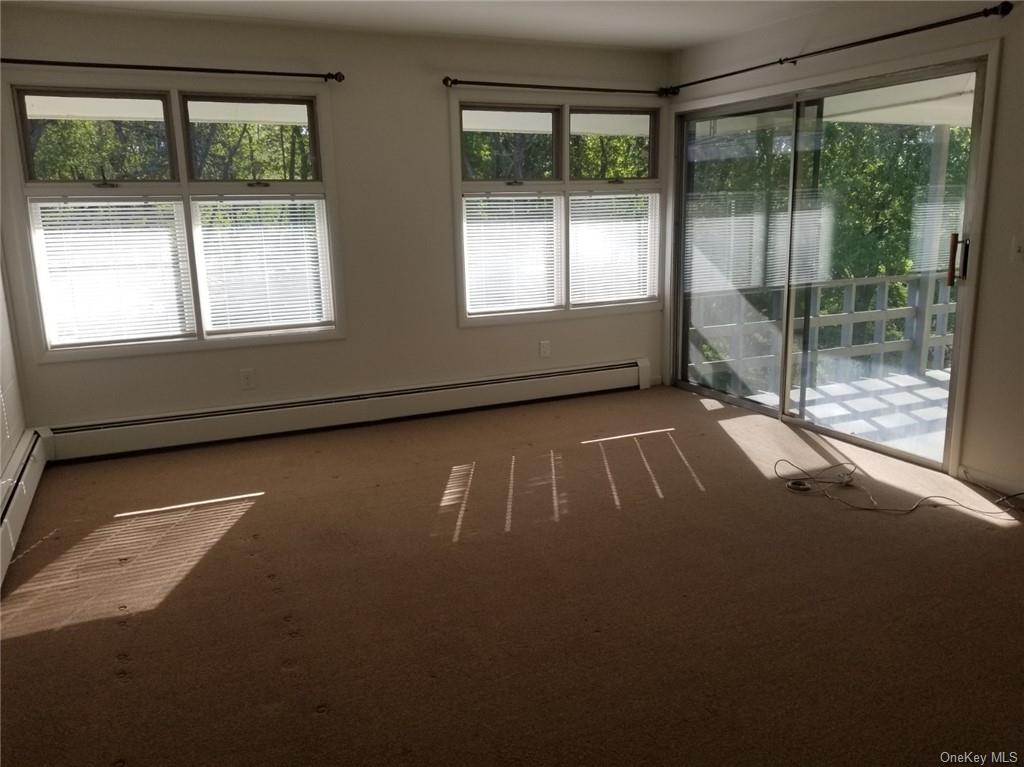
570, 134, 650, 179
26, 118, 172, 181
188, 121, 315, 181
462, 131, 554, 180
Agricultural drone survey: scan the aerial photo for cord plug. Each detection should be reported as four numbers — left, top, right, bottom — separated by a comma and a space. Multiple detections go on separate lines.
787, 479, 815, 493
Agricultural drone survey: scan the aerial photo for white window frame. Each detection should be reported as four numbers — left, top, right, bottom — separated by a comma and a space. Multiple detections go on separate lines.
450, 86, 669, 327
0, 65, 345, 363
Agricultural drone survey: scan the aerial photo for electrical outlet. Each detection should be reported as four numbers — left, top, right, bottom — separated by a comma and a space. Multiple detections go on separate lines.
239, 368, 257, 390
539, 340, 551, 358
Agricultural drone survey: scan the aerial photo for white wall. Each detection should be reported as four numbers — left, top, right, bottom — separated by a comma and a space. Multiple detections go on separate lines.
1, 2, 1020, 489
0, 3, 669, 427
0, 247, 27, 476
669, 1, 1024, 489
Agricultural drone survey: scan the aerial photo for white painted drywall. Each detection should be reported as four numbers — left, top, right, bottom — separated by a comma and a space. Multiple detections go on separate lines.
1, 1, 1020, 490
0, 247, 27, 475
0, 3, 668, 427
668, 1, 1024, 489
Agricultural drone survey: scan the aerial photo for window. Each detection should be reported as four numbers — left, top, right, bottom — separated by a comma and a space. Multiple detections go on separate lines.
569, 110, 655, 180
30, 198, 194, 347
569, 193, 658, 305
457, 102, 660, 319
18, 91, 174, 182
461, 107, 558, 181
182, 97, 318, 181
16, 87, 336, 352
463, 196, 563, 314
192, 197, 332, 333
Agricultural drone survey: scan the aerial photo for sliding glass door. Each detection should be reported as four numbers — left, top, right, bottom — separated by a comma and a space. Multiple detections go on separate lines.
679, 106, 793, 409
677, 65, 982, 465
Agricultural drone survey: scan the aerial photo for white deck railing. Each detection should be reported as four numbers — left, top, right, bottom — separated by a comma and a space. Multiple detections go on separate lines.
687, 271, 956, 394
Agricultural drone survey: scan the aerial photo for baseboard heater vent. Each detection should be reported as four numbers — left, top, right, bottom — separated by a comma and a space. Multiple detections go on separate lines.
1, 430, 47, 581
50, 359, 649, 460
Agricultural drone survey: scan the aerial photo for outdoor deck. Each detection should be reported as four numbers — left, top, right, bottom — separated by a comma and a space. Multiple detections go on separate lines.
747, 368, 951, 461
687, 271, 956, 462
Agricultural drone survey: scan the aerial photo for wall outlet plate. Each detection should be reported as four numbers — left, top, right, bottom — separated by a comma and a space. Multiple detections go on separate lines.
539, 340, 551, 358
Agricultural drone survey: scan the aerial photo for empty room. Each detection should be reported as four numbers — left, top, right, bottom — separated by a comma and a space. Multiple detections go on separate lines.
1, 1, 1022, 764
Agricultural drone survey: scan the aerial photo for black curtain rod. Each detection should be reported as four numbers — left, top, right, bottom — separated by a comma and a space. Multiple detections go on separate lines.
444, 1, 1012, 98
0, 57, 344, 82
442, 76, 661, 96
662, 0, 1013, 95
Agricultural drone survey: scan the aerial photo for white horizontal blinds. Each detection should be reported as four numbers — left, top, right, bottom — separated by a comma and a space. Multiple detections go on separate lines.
193, 197, 333, 334
569, 193, 658, 305
683, 190, 792, 293
463, 196, 563, 314
30, 199, 195, 347
910, 185, 965, 272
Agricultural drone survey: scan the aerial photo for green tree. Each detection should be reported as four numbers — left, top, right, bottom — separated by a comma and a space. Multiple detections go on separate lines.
569, 134, 650, 179
461, 131, 553, 179
685, 117, 970, 297
811, 122, 970, 283
190, 122, 314, 180
29, 118, 171, 181
27, 117, 315, 182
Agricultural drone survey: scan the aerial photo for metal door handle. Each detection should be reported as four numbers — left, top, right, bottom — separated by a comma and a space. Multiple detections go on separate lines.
947, 232, 959, 287
947, 233, 971, 286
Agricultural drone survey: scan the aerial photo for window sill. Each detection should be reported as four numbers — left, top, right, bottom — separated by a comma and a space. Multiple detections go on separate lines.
37, 325, 345, 364
459, 299, 662, 328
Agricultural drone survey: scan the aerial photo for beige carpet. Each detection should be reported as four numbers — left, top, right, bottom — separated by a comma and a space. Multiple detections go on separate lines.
2, 386, 1021, 766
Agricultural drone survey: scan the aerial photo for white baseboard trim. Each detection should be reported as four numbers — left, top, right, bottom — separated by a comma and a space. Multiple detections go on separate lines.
1, 429, 48, 582
50, 359, 650, 460
958, 464, 1024, 498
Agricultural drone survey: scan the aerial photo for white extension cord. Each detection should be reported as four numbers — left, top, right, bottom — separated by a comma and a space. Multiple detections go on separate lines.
774, 458, 1018, 517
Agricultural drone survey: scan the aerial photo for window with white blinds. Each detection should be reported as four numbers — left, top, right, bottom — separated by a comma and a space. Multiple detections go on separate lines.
17, 87, 337, 353
192, 197, 333, 334
458, 101, 660, 320
29, 198, 196, 347
569, 193, 659, 305
463, 196, 563, 315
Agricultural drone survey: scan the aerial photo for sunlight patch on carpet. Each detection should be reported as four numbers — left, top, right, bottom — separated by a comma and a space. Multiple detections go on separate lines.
2, 494, 259, 638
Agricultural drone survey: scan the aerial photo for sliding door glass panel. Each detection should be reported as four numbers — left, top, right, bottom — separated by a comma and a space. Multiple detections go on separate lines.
787, 72, 976, 462
681, 107, 793, 408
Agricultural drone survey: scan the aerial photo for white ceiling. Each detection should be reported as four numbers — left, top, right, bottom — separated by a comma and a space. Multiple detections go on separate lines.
60, 1, 844, 52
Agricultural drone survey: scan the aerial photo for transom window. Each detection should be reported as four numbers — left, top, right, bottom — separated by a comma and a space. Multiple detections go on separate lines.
569, 109, 655, 180
183, 96, 319, 181
18, 91, 175, 182
460, 106, 558, 181
16, 87, 335, 351
457, 101, 661, 319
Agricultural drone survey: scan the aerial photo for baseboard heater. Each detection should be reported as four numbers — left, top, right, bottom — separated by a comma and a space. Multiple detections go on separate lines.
49, 359, 650, 460
1, 430, 47, 581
